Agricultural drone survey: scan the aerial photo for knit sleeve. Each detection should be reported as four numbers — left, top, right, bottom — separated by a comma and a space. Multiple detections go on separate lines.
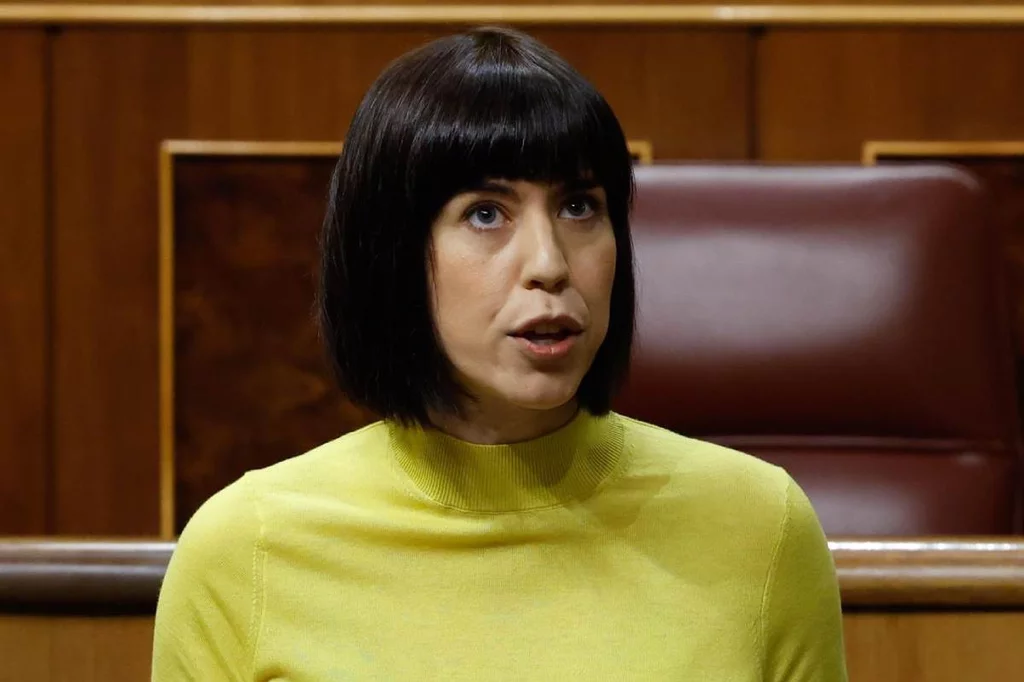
761, 477, 848, 682
151, 474, 265, 682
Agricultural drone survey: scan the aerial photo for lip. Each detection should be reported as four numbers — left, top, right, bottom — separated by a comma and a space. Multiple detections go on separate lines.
507, 314, 584, 362
511, 333, 579, 361
509, 314, 584, 337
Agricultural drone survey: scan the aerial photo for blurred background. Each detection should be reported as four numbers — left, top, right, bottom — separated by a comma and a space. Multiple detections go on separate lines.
2, 1, 1024, 679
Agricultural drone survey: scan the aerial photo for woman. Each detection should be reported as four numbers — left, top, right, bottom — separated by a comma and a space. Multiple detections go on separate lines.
152, 26, 847, 681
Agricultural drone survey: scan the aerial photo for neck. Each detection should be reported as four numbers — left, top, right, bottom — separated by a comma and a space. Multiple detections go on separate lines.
387, 406, 625, 513
428, 399, 579, 445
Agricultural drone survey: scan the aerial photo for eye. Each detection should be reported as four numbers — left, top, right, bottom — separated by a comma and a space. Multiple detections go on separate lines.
465, 203, 506, 230
558, 196, 598, 220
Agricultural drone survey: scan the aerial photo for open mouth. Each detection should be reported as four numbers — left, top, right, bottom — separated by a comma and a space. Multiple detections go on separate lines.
508, 317, 583, 352
514, 329, 578, 345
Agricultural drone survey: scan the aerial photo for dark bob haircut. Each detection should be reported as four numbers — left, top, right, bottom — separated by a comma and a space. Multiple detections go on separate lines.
318, 26, 636, 425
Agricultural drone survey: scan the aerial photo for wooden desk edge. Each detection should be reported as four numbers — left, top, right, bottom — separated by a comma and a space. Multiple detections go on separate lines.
1, 537, 1023, 610
833, 538, 1024, 607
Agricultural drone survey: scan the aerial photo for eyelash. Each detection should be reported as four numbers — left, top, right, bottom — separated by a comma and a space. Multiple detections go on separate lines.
464, 203, 507, 230
563, 194, 603, 218
462, 194, 604, 230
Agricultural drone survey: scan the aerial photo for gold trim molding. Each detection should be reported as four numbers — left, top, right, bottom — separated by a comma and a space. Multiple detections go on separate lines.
864, 140, 1024, 165
7, 4, 1024, 27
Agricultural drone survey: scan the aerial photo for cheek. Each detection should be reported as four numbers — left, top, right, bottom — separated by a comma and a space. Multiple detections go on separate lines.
578, 232, 617, 329
429, 240, 507, 339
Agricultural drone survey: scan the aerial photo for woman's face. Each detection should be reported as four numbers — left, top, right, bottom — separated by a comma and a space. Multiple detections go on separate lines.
428, 178, 616, 417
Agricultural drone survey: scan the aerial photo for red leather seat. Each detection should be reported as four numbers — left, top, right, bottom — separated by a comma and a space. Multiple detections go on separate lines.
615, 164, 1022, 536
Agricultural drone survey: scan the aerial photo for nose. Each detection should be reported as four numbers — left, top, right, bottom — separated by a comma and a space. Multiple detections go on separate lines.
519, 210, 570, 293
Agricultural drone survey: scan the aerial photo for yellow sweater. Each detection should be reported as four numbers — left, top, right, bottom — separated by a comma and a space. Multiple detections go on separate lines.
152, 411, 847, 681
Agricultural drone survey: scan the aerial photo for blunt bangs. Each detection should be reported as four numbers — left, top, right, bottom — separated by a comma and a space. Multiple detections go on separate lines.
319, 27, 636, 424
407, 50, 634, 216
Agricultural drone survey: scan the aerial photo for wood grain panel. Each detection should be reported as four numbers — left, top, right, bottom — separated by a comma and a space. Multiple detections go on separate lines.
180, 28, 441, 140
529, 28, 750, 160
49, 617, 154, 681
53, 27, 745, 535
2, 612, 1023, 682
170, 154, 375, 532
179, 27, 747, 156
844, 612, 1024, 681
52, 30, 189, 535
0, 616, 153, 682
0, 30, 48, 534
758, 29, 1024, 160
0, 616, 50, 680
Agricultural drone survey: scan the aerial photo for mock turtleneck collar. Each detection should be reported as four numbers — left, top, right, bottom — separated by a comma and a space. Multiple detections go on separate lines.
387, 410, 625, 513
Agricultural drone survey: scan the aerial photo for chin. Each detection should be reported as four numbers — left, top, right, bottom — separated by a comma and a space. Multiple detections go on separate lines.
501, 377, 581, 412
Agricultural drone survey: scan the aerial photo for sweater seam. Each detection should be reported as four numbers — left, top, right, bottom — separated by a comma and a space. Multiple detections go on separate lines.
243, 473, 269, 682
758, 476, 793, 681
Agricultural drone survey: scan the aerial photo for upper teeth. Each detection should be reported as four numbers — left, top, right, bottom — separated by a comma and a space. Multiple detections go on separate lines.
532, 323, 564, 334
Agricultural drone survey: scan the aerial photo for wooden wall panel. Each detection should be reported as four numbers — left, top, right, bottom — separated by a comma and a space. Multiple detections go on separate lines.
178, 27, 749, 156
2, 611, 1023, 681
0, 616, 153, 682
758, 30, 1024, 160
170, 154, 374, 533
0, 30, 48, 534
844, 611, 1024, 680
526, 29, 751, 160
180, 29, 442, 139
53, 27, 748, 535
52, 30, 189, 535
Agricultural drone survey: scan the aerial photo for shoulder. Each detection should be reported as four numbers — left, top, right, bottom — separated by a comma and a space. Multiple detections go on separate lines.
246, 420, 390, 493
615, 412, 791, 505
606, 416, 844, 677
761, 474, 846, 679
160, 471, 264, 593
153, 474, 264, 677
610, 413, 808, 560
170, 421, 389, 562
